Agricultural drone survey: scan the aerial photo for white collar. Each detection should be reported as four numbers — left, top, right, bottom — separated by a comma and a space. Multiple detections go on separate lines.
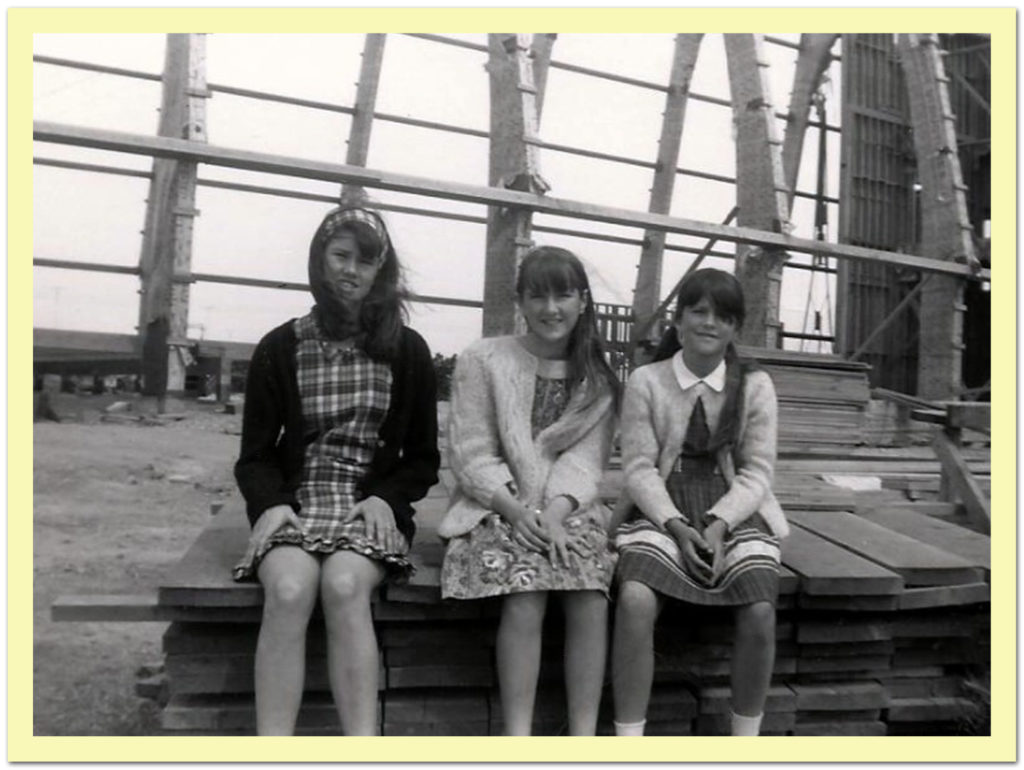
672, 350, 726, 393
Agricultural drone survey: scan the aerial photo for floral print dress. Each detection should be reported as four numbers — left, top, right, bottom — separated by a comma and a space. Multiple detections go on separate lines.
440, 374, 617, 599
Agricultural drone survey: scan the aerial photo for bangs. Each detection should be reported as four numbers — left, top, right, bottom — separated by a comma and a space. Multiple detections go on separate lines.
676, 268, 745, 325
517, 250, 582, 296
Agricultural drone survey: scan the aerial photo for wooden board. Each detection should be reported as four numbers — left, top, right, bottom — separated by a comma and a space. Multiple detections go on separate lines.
165, 653, 385, 695
696, 711, 795, 736
52, 594, 164, 622
879, 676, 965, 699
799, 640, 895, 658
382, 690, 489, 724
161, 692, 368, 732
795, 656, 893, 674
886, 697, 977, 722
158, 510, 263, 607
857, 507, 990, 578
796, 618, 893, 644
898, 582, 989, 610
698, 685, 796, 714
781, 526, 904, 596
788, 511, 984, 587
798, 595, 899, 612
793, 721, 886, 736
387, 665, 494, 689
789, 681, 888, 711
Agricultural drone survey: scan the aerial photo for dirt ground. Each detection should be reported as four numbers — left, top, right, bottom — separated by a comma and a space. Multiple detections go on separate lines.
33, 393, 242, 735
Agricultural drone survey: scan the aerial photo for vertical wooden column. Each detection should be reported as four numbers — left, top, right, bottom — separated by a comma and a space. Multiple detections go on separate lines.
781, 33, 839, 207
481, 33, 550, 337
898, 33, 978, 400
341, 33, 386, 205
631, 33, 703, 346
724, 33, 792, 348
137, 33, 207, 401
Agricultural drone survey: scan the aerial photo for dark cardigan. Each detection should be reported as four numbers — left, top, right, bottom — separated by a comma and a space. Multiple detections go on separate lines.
234, 319, 440, 543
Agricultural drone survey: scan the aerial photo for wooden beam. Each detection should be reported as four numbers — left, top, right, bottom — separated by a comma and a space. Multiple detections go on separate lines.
782, 34, 839, 208
482, 34, 549, 337
341, 33, 386, 205
136, 33, 207, 402
724, 33, 792, 348
930, 432, 991, 533
898, 33, 979, 400
632, 33, 703, 345
34, 121, 991, 281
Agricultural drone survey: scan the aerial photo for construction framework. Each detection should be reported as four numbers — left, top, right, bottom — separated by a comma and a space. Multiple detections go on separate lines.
32, 33, 990, 403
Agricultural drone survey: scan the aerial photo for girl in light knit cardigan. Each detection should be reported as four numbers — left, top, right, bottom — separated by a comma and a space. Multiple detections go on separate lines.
611, 268, 789, 737
439, 247, 620, 735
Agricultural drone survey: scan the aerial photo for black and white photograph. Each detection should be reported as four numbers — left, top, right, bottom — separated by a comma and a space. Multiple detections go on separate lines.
24, 15, 1007, 760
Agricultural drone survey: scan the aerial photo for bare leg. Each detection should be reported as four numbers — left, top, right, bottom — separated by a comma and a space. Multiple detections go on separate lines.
320, 550, 387, 735
731, 601, 776, 720
496, 591, 549, 735
561, 590, 609, 735
611, 580, 662, 726
255, 546, 321, 735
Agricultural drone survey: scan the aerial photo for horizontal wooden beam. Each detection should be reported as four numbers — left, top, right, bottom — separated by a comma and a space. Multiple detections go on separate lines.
402, 33, 842, 132
34, 121, 990, 281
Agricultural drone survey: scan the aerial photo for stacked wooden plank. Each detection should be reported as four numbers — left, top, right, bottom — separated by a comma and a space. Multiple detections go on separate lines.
737, 346, 872, 452
51, 344, 992, 735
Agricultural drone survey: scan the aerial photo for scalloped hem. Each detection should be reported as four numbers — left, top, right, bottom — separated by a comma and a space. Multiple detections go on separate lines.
232, 530, 414, 584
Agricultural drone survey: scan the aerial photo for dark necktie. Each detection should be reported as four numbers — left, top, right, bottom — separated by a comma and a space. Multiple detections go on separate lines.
683, 395, 710, 453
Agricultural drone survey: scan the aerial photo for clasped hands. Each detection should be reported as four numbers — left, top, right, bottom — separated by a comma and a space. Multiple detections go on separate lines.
666, 516, 726, 586
507, 501, 590, 569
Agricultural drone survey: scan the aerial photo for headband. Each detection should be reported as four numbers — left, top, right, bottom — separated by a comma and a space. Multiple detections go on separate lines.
319, 207, 390, 262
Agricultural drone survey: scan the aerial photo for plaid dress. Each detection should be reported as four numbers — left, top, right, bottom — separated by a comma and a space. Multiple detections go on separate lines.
440, 375, 618, 599
232, 313, 413, 581
615, 397, 780, 606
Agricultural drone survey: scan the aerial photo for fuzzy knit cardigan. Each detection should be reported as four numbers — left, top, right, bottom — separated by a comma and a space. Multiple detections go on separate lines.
438, 336, 616, 540
620, 354, 789, 539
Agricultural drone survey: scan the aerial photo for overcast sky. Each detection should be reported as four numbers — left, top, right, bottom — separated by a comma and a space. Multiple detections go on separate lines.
32, 32, 841, 357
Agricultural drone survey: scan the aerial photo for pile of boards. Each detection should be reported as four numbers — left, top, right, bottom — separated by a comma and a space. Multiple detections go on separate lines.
51, 348, 992, 736
78, 489, 987, 737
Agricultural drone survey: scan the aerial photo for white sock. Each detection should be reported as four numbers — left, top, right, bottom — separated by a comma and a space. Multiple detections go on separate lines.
730, 711, 762, 736
614, 719, 646, 736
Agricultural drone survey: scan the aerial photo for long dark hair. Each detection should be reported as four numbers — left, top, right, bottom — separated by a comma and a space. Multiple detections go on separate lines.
516, 246, 621, 412
652, 267, 756, 452
307, 205, 409, 361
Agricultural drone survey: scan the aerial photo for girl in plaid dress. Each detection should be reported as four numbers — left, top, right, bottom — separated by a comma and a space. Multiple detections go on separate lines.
234, 205, 439, 735
439, 247, 620, 735
610, 269, 790, 737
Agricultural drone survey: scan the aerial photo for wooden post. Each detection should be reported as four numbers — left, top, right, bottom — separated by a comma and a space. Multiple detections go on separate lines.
137, 33, 207, 402
341, 33, 386, 205
898, 34, 979, 401
781, 34, 839, 209
481, 33, 550, 337
724, 34, 792, 348
631, 33, 703, 346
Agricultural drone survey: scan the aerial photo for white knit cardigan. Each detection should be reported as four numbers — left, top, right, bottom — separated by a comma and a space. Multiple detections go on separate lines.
620, 356, 789, 539
438, 336, 616, 540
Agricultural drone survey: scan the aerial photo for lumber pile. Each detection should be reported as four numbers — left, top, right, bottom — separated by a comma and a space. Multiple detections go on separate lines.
738, 347, 872, 452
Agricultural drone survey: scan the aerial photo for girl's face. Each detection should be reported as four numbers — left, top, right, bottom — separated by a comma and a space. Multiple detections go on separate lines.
675, 295, 737, 364
518, 286, 585, 352
322, 231, 381, 305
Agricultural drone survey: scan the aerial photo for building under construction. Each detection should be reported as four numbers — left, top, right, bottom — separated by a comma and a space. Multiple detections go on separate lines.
37, 33, 995, 739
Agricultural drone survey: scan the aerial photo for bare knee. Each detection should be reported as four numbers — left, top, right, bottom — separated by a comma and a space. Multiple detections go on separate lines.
321, 569, 374, 610
736, 602, 775, 644
262, 573, 317, 619
616, 581, 659, 628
